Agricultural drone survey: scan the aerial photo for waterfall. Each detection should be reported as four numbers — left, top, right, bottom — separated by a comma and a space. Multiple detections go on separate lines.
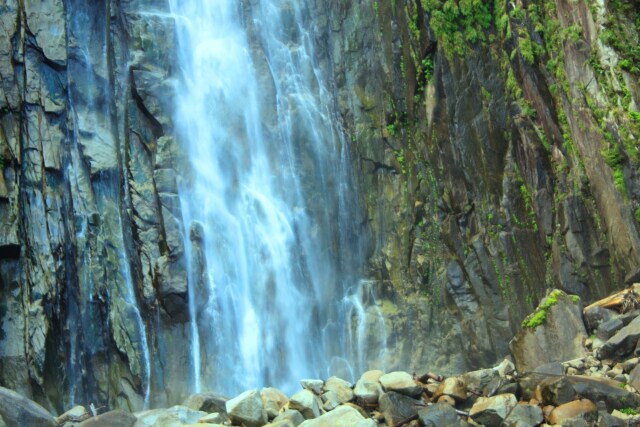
170, 0, 366, 394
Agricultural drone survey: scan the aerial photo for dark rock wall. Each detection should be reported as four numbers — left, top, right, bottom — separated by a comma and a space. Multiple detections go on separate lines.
0, 0, 189, 412
0, 0, 638, 414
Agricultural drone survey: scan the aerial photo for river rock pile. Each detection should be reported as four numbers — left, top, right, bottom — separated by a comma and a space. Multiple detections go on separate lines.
3, 287, 640, 427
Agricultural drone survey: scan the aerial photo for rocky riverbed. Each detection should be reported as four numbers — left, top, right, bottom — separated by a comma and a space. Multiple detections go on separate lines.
3, 287, 640, 427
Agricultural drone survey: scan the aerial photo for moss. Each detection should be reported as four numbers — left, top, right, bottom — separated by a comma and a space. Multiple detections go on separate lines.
522, 309, 547, 328
522, 289, 568, 328
619, 408, 639, 415
571, 295, 580, 304
422, 0, 493, 57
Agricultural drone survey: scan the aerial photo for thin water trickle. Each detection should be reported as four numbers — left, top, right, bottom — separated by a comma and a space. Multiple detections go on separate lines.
169, 0, 371, 394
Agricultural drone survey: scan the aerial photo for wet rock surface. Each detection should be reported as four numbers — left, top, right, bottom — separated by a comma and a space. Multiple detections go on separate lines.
0, 0, 640, 417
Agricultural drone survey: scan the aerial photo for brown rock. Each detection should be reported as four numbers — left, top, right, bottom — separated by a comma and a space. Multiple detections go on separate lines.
437, 395, 456, 406
434, 377, 467, 402
547, 399, 597, 425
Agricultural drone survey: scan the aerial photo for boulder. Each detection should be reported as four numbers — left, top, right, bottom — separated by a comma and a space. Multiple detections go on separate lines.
434, 376, 467, 402
320, 390, 341, 411
538, 375, 640, 411
78, 410, 136, 427
134, 406, 206, 427
510, 290, 587, 373
598, 412, 626, 427
418, 402, 466, 426
0, 387, 56, 427
462, 368, 500, 395
298, 405, 366, 427
378, 392, 423, 426
56, 405, 89, 424
354, 371, 384, 404
547, 399, 598, 425
225, 390, 268, 427
323, 377, 353, 403
288, 389, 321, 419
629, 363, 640, 391
598, 315, 640, 359
182, 392, 228, 413
596, 318, 624, 341
300, 380, 324, 395
261, 387, 289, 419
501, 403, 543, 427
272, 409, 305, 426
265, 419, 297, 427
379, 371, 422, 396
197, 412, 227, 424
468, 393, 517, 426
583, 306, 616, 331
495, 359, 516, 378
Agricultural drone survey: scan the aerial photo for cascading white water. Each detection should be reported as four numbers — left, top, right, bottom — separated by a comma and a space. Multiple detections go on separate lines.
170, 0, 368, 394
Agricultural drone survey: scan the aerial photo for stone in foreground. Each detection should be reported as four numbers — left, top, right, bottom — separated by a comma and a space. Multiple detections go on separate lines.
0, 387, 56, 427
225, 390, 268, 427
299, 405, 365, 427
418, 402, 465, 426
598, 315, 640, 359
323, 377, 353, 403
469, 393, 517, 426
288, 389, 321, 419
434, 376, 467, 402
354, 370, 384, 404
510, 290, 587, 373
272, 409, 305, 426
300, 379, 324, 395
501, 403, 543, 427
547, 399, 597, 425
182, 392, 228, 413
379, 391, 423, 426
379, 371, 422, 396
78, 410, 136, 427
134, 406, 206, 427
261, 387, 289, 419
56, 405, 89, 424
538, 375, 640, 411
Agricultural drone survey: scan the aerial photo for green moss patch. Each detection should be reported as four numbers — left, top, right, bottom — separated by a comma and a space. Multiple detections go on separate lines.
522, 289, 577, 329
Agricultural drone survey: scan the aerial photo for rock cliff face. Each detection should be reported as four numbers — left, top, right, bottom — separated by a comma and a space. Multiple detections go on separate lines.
312, 0, 640, 376
0, 0, 638, 414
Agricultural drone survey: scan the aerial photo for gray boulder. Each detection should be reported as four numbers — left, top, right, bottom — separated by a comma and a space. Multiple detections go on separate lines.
182, 391, 228, 413
538, 375, 640, 411
288, 389, 321, 420
353, 370, 384, 404
598, 315, 640, 359
225, 390, 268, 427
510, 290, 587, 373
469, 393, 517, 427
0, 387, 56, 427
298, 405, 366, 427
134, 406, 206, 427
78, 410, 136, 427
261, 387, 289, 419
272, 409, 305, 426
418, 402, 468, 426
323, 377, 353, 403
378, 392, 423, 426
501, 403, 544, 427
379, 371, 422, 396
